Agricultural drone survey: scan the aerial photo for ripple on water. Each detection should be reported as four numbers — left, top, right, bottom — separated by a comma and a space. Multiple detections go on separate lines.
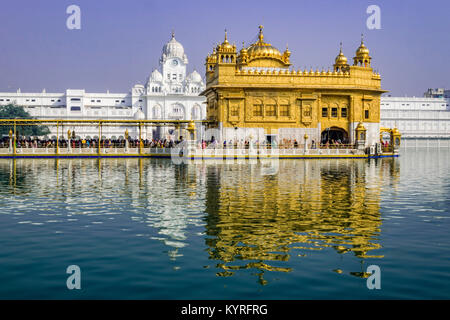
0, 150, 449, 299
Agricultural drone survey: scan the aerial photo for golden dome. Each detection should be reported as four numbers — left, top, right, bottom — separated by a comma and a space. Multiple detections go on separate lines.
240, 41, 248, 55
355, 34, 370, 57
356, 43, 369, 56
356, 122, 367, 131
353, 34, 372, 67
217, 30, 235, 52
335, 43, 348, 65
245, 26, 285, 61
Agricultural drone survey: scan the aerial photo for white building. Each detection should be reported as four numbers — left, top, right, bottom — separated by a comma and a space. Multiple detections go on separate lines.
380, 95, 450, 147
0, 32, 206, 140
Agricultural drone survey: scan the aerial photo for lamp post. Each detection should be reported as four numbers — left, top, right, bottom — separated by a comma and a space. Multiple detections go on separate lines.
67, 129, 72, 153
304, 133, 309, 154
355, 122, 367, 150
8, 129, 13, 153
125, 129, 129, 153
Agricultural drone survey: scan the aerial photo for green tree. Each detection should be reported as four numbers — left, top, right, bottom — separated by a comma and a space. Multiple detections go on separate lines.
0, 104, 50, 138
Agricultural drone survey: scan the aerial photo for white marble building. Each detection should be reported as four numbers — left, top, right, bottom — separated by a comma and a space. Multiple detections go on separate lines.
0, 33, 206, 140
380, 95, 450, 147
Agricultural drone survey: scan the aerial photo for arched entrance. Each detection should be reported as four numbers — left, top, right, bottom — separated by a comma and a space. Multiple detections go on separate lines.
321, 127, 349, 144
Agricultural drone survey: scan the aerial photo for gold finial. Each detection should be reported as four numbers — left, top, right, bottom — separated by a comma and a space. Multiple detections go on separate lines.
258, 25, 264, 42
340, 41, 343, 53
224, 28, 228, 41
361, 33, 364, 44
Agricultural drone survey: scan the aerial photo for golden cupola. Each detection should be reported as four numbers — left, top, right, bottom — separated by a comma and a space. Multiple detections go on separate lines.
205, 47, 218, 73
334, 42, 349, 72
238, 41, 249, 65
282, 44, 291, 64
353, 34, 372, 67
215, 30, 237, 64
217, 30, 235, 53
239, 25, 291, 68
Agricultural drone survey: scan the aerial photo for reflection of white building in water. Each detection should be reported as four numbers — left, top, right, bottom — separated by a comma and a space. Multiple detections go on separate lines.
0, 32, 206, 140
380, 91, 450, 148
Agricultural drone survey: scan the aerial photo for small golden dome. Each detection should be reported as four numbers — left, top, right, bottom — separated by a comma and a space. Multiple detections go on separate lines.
218, 29, 234, 51
355, 34, 370, 57
356, 43, 369, 56
284, 44, 291, 56
240, 41, 248, 54
356, 122, 367, 131
335, 43, 348, 65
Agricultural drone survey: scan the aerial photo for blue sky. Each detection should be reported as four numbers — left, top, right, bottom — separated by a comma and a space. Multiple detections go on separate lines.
0, 0, 449, 96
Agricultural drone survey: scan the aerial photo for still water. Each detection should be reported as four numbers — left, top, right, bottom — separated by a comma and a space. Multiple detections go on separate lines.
0, 148, 449, 299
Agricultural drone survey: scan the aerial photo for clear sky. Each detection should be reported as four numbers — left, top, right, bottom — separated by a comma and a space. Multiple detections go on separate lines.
0, 0, 449, 96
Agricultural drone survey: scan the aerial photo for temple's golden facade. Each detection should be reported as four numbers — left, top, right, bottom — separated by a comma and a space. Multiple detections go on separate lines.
202, 26, 386, 147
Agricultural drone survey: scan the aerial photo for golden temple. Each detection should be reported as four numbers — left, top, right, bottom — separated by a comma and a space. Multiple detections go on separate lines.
202, 26, 387, 148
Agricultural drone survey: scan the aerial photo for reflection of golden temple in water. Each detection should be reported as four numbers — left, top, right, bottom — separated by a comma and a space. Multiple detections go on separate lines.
0, 157, 400, 284
202, 158, 399, 284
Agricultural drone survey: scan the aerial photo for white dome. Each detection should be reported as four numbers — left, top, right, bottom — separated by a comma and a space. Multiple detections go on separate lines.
187, 70, 202, 83
160, 33, 188, 64
149, 69, 163, 82
134, 108, 145, 120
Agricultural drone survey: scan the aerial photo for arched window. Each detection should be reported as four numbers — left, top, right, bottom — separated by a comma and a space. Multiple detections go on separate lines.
265, 98, 277, 116
279, 99, 290, 117
253, 99, 263, 117
170, 103, 185, 119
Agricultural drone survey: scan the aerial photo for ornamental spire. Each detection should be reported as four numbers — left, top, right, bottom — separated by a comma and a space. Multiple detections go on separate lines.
258, 25, 264, 42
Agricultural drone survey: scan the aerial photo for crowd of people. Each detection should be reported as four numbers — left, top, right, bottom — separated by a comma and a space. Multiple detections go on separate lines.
0, 137, 183, 149
0, 135, 362, 150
